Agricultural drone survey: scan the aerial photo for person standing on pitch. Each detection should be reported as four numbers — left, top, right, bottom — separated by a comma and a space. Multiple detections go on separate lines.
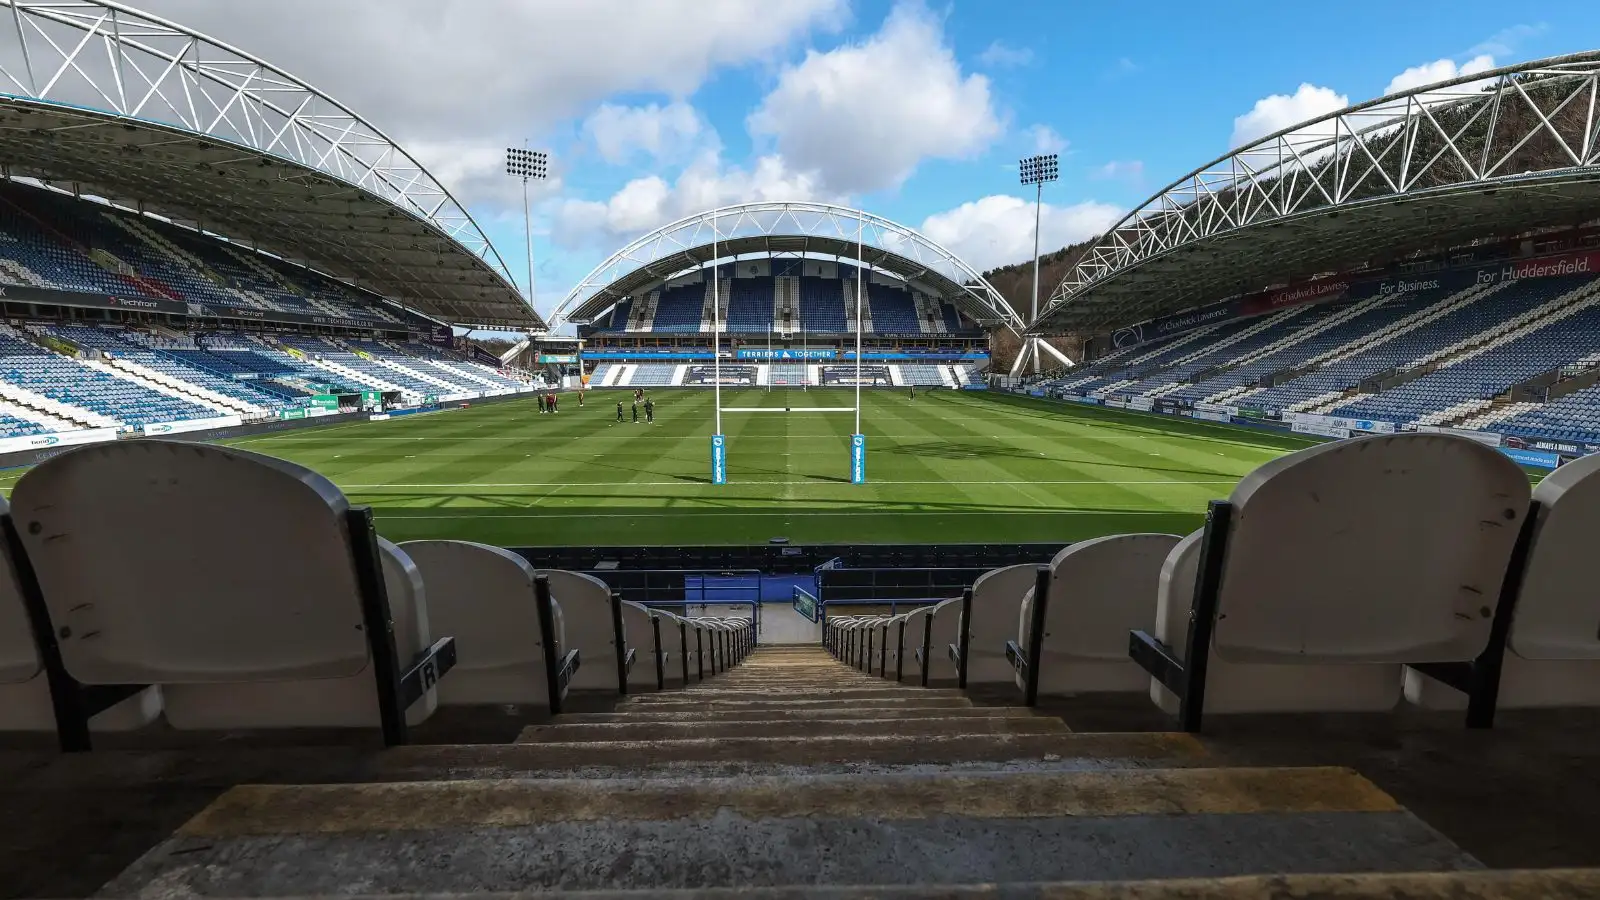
551, 393, 559, 413
537, 393, 546, 414
616, 400, 624, 423
631, 398, 639, 424
645, 396, 655, 424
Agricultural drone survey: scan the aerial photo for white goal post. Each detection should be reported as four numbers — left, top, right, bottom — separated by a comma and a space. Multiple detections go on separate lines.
710, 207, 868, 483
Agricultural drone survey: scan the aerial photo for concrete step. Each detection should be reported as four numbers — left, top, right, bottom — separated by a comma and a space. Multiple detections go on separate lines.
101, 767, 1476, 894
518, 715, 1068, 743
377, 731, 1208, 774
628, 687, 957, 704
556, 706, 1046, 724
117, 870, 1600, 898
612, 696, 975, 713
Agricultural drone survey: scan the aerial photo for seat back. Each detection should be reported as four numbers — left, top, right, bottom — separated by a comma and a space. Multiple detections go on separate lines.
536, 570, 616, 694
654, 610, 689, 686
1511, 452, 1600, 661
964, 564, 1038, 686
1022, 534, 1179, 695
401, 540, 555, 707
924, 597, 962, 684
1489, 452, 1600, 708
620, 600, 659, 691
0, 519, 36, 687
12, 440, 369, 685
162, 538, 431, 729
1215, 433, 1529, 665
11, 441, 426, 731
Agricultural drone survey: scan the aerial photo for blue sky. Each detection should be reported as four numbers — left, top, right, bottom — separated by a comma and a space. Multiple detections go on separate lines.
140, 0, 1600, 333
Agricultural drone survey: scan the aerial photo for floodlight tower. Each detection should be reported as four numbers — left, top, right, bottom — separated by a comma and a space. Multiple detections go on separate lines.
504, 146, 550, 319
1013, 153, 1072, 377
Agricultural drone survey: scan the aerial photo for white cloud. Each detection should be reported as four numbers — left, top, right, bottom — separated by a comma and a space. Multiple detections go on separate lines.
978, 40, 1033, 68
1471, 23, 1546, 58
919, 195, 1123, 273
1384, 55, 1496, 97
1028, 125, 1068, 155
132, 0, 843, 204
554, 153, 836, 248
1230, 83, 1349, 149
1093, 160, 1144, 182
583, 101, 704, 165
748, 2, 1002, 194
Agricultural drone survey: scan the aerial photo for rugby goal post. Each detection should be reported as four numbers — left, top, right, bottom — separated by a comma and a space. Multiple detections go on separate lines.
710, 208, 868, 486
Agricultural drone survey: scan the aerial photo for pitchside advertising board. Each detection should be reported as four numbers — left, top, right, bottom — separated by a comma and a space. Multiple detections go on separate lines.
710, 434, 727, 485
0, 426, 117, 455
1106, 246, 1600, 351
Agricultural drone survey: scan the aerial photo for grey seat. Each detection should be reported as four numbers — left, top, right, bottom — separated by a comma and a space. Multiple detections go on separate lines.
11, 440, 444, 738
1020, 534, 1180, 696
401, 540, 565, 708
1144, 433, 1531, 719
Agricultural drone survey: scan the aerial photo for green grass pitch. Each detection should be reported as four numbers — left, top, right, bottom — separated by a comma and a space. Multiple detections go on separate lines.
157, 388, 1322, 547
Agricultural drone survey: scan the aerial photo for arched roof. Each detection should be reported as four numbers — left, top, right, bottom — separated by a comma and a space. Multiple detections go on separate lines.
0, 0, 538, 329
555, 202, 1021, 329
1036, 51, 1600, 336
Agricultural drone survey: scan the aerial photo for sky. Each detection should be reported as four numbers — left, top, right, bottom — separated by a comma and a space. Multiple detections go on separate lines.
132, 0, 1600, 333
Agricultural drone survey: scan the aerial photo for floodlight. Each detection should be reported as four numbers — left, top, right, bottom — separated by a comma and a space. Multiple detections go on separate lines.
1019, 153, 1059, 186
505, 147, 549, 180
505, 147, 553, 310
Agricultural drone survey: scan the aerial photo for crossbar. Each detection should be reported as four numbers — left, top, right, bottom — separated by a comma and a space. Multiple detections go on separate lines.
719, 407, 858, 413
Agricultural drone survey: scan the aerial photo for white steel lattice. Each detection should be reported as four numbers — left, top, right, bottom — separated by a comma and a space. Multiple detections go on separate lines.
555, 201, 1021, 329
0, 0, 517, 293
1045, 52, 1600, 330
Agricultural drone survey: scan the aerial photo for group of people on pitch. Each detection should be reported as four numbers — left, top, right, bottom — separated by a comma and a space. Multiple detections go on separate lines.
619, 388, 655, 424
536, 391, 566, 414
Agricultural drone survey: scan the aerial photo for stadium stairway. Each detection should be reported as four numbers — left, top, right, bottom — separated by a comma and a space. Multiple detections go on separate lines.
17, 644, 1589, 897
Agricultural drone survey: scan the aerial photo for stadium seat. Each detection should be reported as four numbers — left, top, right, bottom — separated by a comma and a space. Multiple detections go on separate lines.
10, 441, 452, 743
1133, 433, 1531, 729
0, 498, 163, 735
897, 606, 933, 683
619, 600, 660, 693
923, 598, 963, 686
400, 541, 573, 710
1406, 450, 1600, 712
1017, 535, 1181, 697
961, 564, 1038, 686
534, 570, 622, 695
653, 609, 690, 687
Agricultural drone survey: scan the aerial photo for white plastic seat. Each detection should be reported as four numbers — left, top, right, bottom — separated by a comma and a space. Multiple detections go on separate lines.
881, 612, 912, 680
619, 600, 661, 691
1148, 433, 1531, 717
1020, 534, 1180, 696
0, 505, 162, 734
654, 609, 690, 687
536, 570, 619, 694
1406, 451, 1600, 710
924, 597, 963, 685
400, 540, 562, 708
963, 564, 1039, 686
897, 607, 933, 681
11, 440, 438, 732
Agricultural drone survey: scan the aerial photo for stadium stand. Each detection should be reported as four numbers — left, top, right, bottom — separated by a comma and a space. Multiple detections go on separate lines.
1043, 257, 1600, 442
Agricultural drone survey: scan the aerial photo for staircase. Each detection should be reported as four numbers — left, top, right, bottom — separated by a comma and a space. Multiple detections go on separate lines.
56, 642, 1561, 896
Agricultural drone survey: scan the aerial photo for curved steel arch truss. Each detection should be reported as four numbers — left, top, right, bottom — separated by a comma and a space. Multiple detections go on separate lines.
0, 0, 530, 325
1041, 51, 1600, 334
556, 202, 1021, 330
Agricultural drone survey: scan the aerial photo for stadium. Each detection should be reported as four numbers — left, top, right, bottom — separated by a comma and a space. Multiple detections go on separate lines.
5, 3, 1600, 898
